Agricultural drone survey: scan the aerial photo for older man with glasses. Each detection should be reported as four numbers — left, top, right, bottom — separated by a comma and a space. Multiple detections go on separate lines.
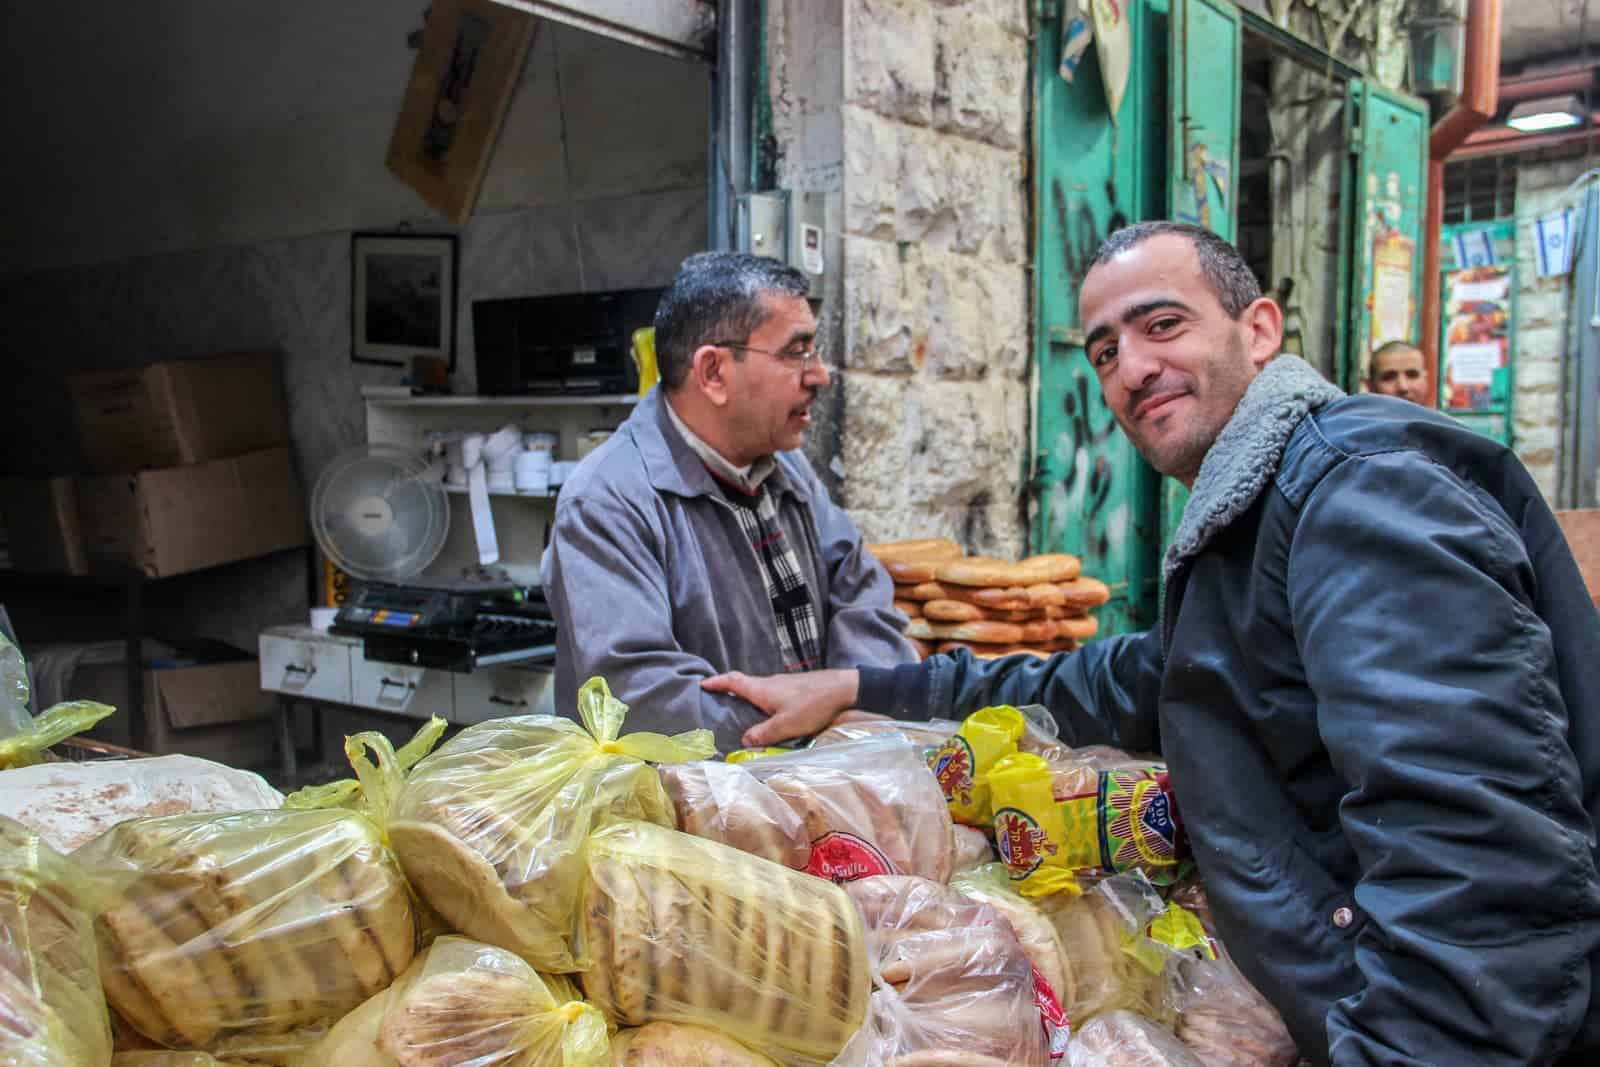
544, 251, 917, 748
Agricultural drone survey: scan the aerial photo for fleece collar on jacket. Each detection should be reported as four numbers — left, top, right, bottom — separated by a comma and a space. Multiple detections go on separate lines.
1163, 354, 1344, 582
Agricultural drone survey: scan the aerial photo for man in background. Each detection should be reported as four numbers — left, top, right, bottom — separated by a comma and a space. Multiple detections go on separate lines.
1366, 339, 1429, 404
545, 251, 915, 750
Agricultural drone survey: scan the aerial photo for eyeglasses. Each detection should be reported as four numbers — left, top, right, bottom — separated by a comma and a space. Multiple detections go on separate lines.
712, 340, 827, 368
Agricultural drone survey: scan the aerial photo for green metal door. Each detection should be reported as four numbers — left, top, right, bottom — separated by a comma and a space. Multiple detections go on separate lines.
1346, 79, 1430, 393
1161, 0, 1243, 547
1029, 0, 1173, 637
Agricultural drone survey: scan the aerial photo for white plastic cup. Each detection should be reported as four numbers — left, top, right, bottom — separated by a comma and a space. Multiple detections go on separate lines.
515, 449, 553, 494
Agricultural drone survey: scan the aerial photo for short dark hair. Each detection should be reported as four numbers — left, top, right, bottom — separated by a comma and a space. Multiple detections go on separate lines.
1371, 339, 1421, 361
1088, 221, 1262, 318
653, 252, 811, 390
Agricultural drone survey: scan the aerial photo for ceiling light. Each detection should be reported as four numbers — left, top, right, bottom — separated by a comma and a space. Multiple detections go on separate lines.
1506, 94, 1587, 133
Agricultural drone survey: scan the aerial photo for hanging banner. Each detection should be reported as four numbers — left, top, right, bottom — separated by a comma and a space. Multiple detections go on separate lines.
1442, 264, 1512, 412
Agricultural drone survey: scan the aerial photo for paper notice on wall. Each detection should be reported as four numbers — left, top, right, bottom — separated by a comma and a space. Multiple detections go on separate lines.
1060, 0, 1094, 83
1452, 277, 1511, 304
1445, 342, 1502, 386
1092, 0, 1132, 123
1370, 231, 1415, 348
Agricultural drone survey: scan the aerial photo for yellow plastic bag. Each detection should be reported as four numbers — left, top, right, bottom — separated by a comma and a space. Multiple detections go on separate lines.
0, 815, 113, 1067
76, 808, 416, 1062
388, 677, 715, 973
927, 705, 1028, 827
0, 700, 116, 770
989, 751, 1188, 892
579, 821, 870, 1065
293, 935, 609, 1067
283, 717, 446, 816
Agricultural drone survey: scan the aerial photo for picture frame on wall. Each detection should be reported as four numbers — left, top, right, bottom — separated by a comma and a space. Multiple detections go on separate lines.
385, 0, 536, 225
350, 232, 458, 368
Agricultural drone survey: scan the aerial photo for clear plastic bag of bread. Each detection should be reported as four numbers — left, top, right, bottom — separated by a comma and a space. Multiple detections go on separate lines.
947, 863, 1073, 1015
0, 814, 114, 1067
812, 704, 1065, 759
1067, 1010, 1204, 1067
387, 677, 715, 973
75, 806, 417, 1062
578, 820, 871, 1065
292, 934, 608, 1067
608, 1022, 782, 1066
659, 735, 953, 882
1162, 882, 1298, 1067
1036, 872, 1174, 1028
835, 875, 1055, 1067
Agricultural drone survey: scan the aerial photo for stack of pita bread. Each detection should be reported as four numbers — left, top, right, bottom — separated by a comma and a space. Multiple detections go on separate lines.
869, 538, 1111, 661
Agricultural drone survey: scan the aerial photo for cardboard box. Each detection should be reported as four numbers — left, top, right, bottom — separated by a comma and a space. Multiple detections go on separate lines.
60, 641, 279, 769
0, 476, 87, 574
68, 352, 291, 474
78, 447, 309, 577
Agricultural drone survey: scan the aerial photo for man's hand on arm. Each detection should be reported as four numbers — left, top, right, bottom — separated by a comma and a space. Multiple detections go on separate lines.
700, 668, 861, 747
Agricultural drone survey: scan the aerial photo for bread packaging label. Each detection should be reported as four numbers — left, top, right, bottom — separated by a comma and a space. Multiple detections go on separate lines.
928, 704, 1027, 826
990, 752, 1190, 893
803, 831, 895, 881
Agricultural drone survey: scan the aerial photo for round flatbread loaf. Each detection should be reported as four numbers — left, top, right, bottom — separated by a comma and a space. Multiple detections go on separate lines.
893, 599, 923, 618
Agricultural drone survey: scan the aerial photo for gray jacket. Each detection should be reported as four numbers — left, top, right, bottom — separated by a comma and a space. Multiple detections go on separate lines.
546, 388, 917, 750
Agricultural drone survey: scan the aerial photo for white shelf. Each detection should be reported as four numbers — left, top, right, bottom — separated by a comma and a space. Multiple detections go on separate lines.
443, 484, 561, 501
362, 388, 638, 408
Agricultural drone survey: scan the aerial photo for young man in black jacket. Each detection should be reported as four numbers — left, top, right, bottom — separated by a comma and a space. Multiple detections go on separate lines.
704, 222, 1600, 1067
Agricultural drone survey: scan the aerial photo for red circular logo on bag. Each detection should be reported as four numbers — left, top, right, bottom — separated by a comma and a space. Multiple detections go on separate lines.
804, 832, 895, 883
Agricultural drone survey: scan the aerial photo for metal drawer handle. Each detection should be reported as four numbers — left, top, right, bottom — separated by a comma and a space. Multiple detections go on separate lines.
488, 695, 529, 708
284, 664, 317, 677
379, 677, 418, 692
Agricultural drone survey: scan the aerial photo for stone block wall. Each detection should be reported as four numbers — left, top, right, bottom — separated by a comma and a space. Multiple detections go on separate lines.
835, 0, 1033, 556
1513, 155, 1592, 502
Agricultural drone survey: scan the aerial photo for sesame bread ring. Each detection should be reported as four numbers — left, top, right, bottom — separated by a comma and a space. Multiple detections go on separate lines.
932, 557, 1026, 588
893, 599, 923, 618
867, 538, 964, 563
904, 618, 1026, 645
884, 560, 940, 583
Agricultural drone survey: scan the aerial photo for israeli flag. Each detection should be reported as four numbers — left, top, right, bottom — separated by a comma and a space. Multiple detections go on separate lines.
1452, 228, 1496, 268
1534, 208, 1575, 277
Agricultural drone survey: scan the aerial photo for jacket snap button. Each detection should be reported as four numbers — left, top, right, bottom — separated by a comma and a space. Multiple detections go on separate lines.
1332, 906, 1354, 929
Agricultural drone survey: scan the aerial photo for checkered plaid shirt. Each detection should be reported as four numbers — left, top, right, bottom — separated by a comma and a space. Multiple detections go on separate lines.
713, 474, 823, 673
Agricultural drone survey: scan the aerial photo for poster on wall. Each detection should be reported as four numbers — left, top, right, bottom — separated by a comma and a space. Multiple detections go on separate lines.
1369, 227, 1416, 352
1441, 264, 1512, 412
